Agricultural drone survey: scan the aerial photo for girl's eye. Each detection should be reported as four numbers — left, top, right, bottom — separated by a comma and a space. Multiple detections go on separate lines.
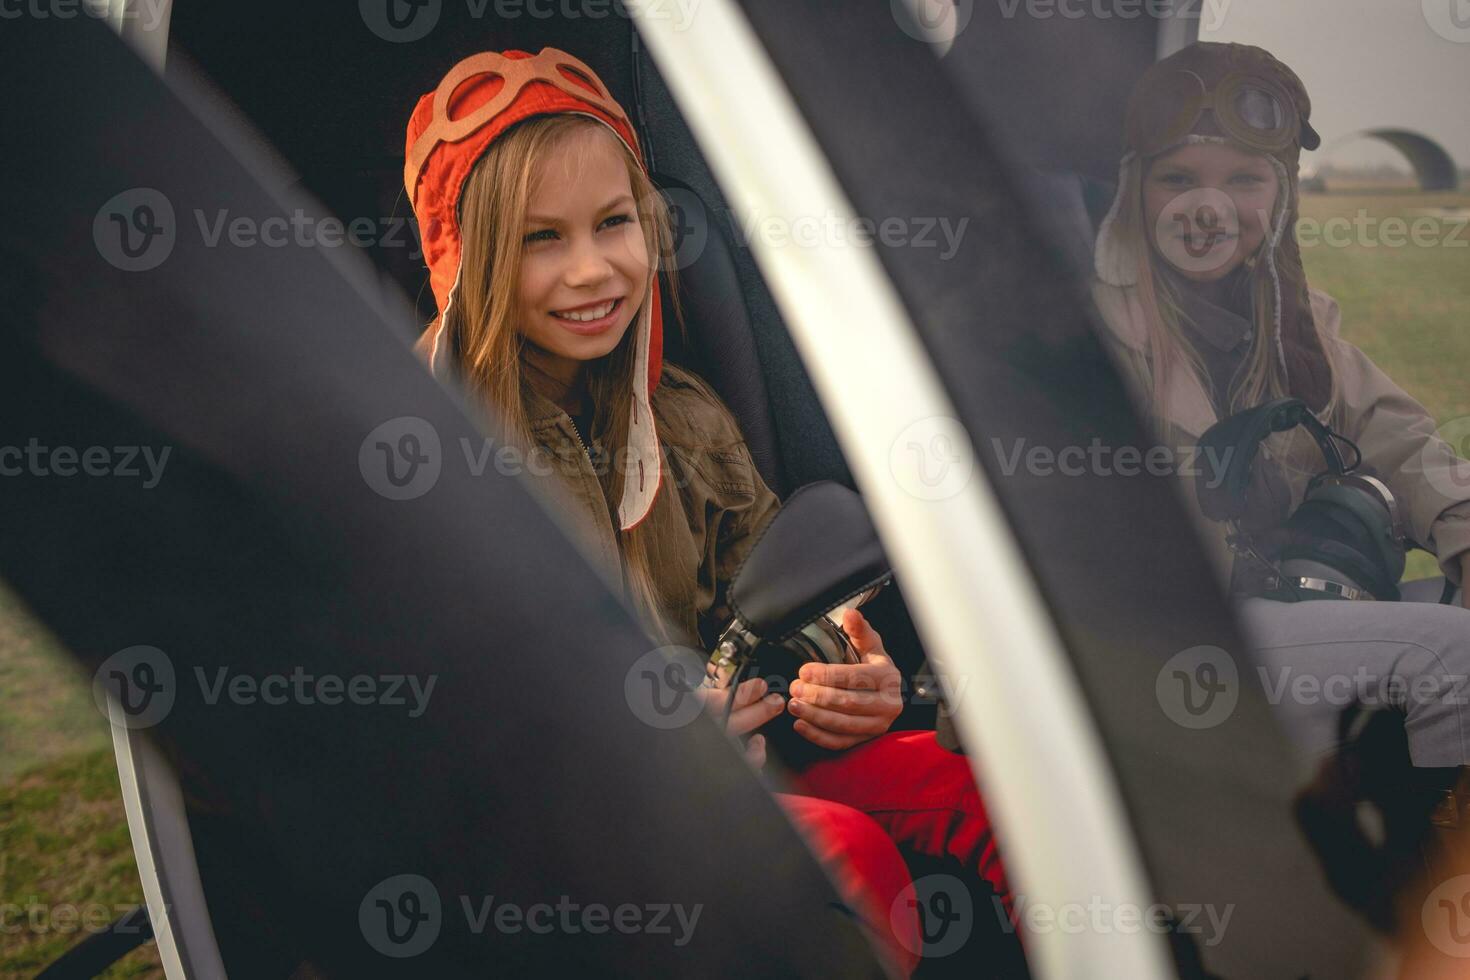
1230, 174, 1267, 186
524, 228, 559, 245
598, 213, 634, 231
1156, 173, 1192, 187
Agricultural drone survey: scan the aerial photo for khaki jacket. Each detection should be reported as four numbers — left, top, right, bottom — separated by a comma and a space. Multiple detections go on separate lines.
1093, 284, 1470, 587
521, 366, 781, 647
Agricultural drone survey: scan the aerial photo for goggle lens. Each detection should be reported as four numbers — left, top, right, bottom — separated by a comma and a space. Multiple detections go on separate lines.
1233, 85, 1286, 133
1128, 70, 1207, 153
1128, 70, 1299, 156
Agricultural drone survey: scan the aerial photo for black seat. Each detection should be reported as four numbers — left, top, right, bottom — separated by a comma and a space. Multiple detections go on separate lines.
654, 172, 784, 492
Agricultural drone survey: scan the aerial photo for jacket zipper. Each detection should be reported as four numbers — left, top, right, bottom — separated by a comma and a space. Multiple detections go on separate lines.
566, 417, 594, 472
564, 416, 626, 567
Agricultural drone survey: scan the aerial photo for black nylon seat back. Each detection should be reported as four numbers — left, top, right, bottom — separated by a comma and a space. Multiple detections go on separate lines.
654, 172, 784, 492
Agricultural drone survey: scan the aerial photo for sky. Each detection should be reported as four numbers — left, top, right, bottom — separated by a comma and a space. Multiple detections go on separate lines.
1201, 0, 1470, 173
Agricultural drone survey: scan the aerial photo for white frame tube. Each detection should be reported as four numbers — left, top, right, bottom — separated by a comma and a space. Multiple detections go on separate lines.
628, 2, 1175, 977
105, 0, 174, 72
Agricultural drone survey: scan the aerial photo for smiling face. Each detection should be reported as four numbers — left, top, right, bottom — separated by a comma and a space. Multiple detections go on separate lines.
1142, 140, 1282, 282
516, 124, 650, 384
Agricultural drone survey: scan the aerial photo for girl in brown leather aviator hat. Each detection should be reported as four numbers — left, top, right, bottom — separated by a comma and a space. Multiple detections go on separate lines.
1092, 39, 1470, 918
405, 47, 1011, 975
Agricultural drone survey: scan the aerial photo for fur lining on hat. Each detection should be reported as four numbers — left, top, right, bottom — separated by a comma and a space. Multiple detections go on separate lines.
1093, 154, 1140, 287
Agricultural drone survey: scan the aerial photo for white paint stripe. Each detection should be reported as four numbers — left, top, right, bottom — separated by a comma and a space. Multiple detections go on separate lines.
627, 3, 1174, 977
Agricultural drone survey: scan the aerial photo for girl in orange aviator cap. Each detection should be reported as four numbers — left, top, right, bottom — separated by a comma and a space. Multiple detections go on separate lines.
404, 47, 1013, 975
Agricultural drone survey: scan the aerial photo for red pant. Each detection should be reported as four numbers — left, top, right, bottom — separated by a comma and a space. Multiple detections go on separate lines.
777, 730, 1012, 976
775, 793, 922, 976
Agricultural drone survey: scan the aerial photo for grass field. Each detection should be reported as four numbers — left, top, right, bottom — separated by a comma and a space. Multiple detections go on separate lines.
0, 587, 163, 978
1296, 189, 1470, 578
0, 187, 1465, 976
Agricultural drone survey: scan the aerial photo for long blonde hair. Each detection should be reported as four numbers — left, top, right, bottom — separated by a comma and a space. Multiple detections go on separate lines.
1112, 155, 1339, 426
443, 114, 684, 641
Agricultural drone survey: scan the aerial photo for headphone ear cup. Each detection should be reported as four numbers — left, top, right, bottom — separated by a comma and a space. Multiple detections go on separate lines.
1320, 481, 1407, 585
1281, 484, 1405, 600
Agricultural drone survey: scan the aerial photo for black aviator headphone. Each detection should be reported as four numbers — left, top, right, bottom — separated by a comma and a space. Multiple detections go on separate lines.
1196, 398, 1409, 602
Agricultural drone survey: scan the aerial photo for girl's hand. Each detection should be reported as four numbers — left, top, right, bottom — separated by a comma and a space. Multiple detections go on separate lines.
698, 676, 783, 768
786, 609, 904, 751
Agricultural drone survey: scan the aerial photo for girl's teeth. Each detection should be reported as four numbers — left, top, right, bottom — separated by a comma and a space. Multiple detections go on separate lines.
555, 300, 615, 322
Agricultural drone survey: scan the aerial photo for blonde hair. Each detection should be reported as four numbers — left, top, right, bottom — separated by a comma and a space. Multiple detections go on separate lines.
443, 114, 685, 642
1115, 153, 1339, 426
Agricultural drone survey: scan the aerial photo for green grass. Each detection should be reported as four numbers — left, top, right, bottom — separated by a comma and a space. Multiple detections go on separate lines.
1297, 189, 1470, 579
0, 587, 161, 978
0, 588, 111, 783
0, 750, 163, 978
0, 187, 1463, 978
